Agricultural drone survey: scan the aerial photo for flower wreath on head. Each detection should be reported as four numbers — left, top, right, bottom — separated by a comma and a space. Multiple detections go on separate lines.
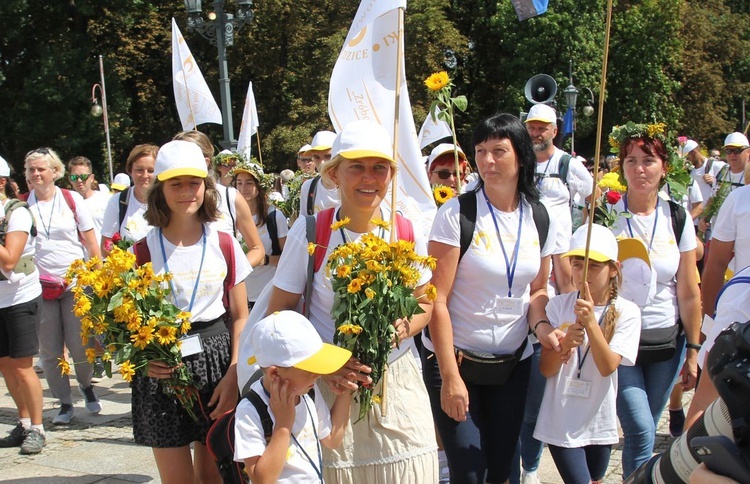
213, 151, 244, 168
230, 158, 275, 192
608, 121, 692, 201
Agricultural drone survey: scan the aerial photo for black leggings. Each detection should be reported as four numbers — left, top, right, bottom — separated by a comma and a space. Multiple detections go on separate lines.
548, 444, 611, 484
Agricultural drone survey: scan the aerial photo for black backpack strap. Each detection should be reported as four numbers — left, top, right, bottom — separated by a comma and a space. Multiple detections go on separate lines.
549, 154, 572, 187
266, 210, 281, 255
668, 200, 686, 247
118, 188, 130, 230
528, 198, 550, 250
458, 190, 477, 262
306, 176, 320, 216
247, 389, 274, 443
226, 186, 236, 237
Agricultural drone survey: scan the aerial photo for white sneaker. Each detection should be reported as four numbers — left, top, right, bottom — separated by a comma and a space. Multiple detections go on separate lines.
53, 404, 74, 425
522, 470, 541, 484
79, 384, 102, 414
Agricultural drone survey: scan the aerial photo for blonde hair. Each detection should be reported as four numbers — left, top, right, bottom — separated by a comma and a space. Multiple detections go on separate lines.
319, 154, 398, 188
25, 148, 65, 181
601, 261, 623, 343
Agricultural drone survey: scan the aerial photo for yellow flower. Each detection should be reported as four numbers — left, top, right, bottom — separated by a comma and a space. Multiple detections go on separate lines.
180, 319, 192, 335
73, 297, 92, 318
433, 185, 455, 205
156, 326, 177, 345
424, 71, 450, 92
647, 123, 666, 138
423, 255, 437, 271
131, 324, 155, 350
85, 348, 97, 364
331, 217, 350, 231
425, 284, 438, 301
338, 323, 363, 335
372, 395, 382, 404
347, 278, 363, 294
336, 265, 352, 278
608, 135, 620, 152
365, 287, 376, 299
598, 172, 627, 193
126, 313, 143, 333
371, 219, 390, 230
365, 260, 385, 273
307, 242, 316, 256
101, 352, 112, 362
120, 360, 136, 382
57, 357, 71, 376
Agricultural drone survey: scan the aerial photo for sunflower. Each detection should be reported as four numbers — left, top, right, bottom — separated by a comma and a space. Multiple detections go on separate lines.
156, 326, 177, 346
120, 360, 136, 382
433, 185, 455, 206
424, 71, 450, 92
365, 287, 376, 299
371, 218, 391, 230
131, 324, 155, 350
307, 242, 317, 256
347, 278, 363, 294
85, 348, 97, 364
338, 323, 363, 335
425, 284, 438, 301
331, 217, 351, 231
57, 357, 71, 376
336, 265, 352, 278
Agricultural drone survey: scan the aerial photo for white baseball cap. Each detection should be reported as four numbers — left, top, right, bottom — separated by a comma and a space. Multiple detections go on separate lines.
110, 173, 131, 190
428, 143, 466, 165
298, 144, 312, 154
0, 156, 9, 177
524, 104, 557, 124
155, 140, 208, 181
563, 224, 618, 263
247, 311, 351, 374
331, 120, 394, 163
310, 131, 337, 151
723, 132, 749, 148
679, 139, 699, 157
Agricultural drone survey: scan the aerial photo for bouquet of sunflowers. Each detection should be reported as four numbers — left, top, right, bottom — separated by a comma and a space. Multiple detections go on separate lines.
319, 218, 437, 422
65, 247, 199, 420
594, 172, 629, 228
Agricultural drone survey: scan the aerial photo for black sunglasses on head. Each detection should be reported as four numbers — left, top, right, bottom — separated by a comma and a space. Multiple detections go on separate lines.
25, 147, 51, 158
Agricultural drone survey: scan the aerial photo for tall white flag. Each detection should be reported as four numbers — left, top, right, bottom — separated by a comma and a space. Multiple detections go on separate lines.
171, 18, 222, 130
237, 81, 260, 159
418, 107, 453, 149
328, 0, 436, 236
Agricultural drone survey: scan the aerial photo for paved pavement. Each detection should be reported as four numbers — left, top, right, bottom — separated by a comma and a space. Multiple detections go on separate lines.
0, 363, 690, 483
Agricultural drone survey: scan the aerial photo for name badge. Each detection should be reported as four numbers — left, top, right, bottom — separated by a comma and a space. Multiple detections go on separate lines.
563, 377, 592, 398
179, 334, 203, 357
498, 297, 524, 316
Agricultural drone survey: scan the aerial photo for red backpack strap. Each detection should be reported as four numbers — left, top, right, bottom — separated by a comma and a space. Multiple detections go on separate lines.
217, 231, 236, 311
313, 208, 336, 273
395, 213, 414, 242
132, 238, 151, 266
61, 189, 86, 245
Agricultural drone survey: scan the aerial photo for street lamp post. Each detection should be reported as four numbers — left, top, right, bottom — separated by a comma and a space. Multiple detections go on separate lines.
183, 0, 254, 149
562, 60, 579, 155
90, 55, 114, 184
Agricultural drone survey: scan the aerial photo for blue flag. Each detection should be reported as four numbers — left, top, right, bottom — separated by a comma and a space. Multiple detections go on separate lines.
511, 0, 549, 21
562, 107, 574, 137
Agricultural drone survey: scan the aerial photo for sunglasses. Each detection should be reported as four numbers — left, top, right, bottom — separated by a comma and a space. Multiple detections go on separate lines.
724, 147, 747, 155
431, 170, 459, 180
25, 147, 51, 158
69, 174, 91, 182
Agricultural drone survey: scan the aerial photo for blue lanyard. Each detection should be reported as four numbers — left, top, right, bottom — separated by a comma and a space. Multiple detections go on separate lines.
534, 154, 554, 188
482, 187, 523, 297
623, 195, 659, 254
262, 380, 323, 482
158, 227, 206, 313
335, 208, 384, 243
576, 300, 610, 379
34, 191, 57, 238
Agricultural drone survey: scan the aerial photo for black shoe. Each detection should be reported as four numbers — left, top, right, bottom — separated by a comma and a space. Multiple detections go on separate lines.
0, 423, 25, 448
92, 357, 105, 381
669, 408, 685, 438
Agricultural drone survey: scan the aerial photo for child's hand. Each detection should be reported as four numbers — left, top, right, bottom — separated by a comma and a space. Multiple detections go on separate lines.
268, 377, 296, 430
559, 348, 575, 364
561, 322, 586, 352
575, 283, 597, 329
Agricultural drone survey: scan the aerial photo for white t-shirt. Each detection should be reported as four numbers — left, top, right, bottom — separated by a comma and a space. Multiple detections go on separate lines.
660, 182, 703, 222
711, 184, 750, 272
0, 200, 41, 307
101, 188, 151, 242
535, 148, 593, 245
28, 188, 95, 279
272, 208, 429, 362
245, 209, 289, 302
610, 197, 697, 330
534, 293, 640, 447
234, 380, 331, 483
82, 190, 112, 246
140, 225, 252, 322
691, 159, 725, 204
212, 185, 240, 236
299, 177, 340, 215
713, 165, 746, 195
426, 191, 557, 357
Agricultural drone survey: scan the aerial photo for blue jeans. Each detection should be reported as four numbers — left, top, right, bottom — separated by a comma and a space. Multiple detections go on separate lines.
422, 347, 531, 484
616, 334, 686, 478
509, 343, 546, 483
548, 444, 611, 484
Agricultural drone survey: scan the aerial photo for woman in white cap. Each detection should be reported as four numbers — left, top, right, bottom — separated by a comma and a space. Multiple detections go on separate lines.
268, 120, 438, 483
133, 140, 251, 483
110, 173, 131, 193
606, 124, 701, 478
232, 160, 287, 309
426, 143, 469, 191
299, 130, 340, 215
24, 147, 102, 425
0, 156, 46, 454
173, 131, 265, 268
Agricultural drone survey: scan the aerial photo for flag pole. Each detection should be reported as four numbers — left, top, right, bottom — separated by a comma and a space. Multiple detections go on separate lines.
181, 69, 197, 130
255, 132, 264, 167
581, 0, 614, 299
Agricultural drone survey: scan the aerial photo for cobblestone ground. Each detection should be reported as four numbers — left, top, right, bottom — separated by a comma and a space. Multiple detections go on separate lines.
0, 364, 693, 483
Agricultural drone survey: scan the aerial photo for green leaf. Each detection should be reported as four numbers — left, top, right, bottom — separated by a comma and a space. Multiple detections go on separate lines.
452, 95, 468, 112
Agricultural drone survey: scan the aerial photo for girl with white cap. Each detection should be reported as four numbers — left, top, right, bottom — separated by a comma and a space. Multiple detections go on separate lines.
533, 224, 641, 484
132, 140, 252, 483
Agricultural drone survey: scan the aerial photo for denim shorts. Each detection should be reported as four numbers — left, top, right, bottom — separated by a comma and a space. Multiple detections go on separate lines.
0, 296, 42, 358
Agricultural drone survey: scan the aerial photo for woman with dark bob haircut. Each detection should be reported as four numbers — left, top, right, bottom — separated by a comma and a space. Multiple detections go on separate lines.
422, 113, 564, 483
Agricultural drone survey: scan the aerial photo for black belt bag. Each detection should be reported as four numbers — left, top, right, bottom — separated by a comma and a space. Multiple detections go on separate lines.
637, 323, 681, 365
455, 338, 528, 386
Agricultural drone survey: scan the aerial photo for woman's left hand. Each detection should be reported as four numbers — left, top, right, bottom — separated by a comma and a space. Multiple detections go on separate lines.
391, 318, 410, 347
208, 365, 239, 419
680, 351, 699, 391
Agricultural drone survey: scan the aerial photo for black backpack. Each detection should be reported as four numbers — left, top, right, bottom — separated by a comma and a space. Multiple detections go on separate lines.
206, 379, 315, 484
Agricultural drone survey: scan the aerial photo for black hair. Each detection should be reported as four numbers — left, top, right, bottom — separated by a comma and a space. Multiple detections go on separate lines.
471, 113, 540, 202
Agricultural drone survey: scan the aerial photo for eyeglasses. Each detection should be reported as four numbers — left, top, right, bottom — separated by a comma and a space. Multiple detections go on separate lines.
25, 147, 51, 158
69, 174, 91, 182
431, 170, 459, 180
724, 147, 747, 155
